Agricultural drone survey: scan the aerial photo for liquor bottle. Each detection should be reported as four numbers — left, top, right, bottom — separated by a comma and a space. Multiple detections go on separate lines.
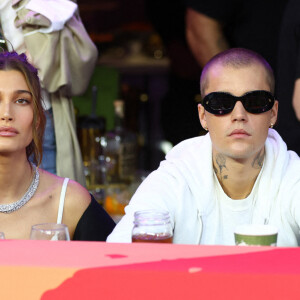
104, 99, 138, 184
77, 86, 106, 203
77, 86, 106, 166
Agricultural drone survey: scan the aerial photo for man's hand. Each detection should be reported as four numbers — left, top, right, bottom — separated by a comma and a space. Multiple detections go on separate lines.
185, 8, 229, 68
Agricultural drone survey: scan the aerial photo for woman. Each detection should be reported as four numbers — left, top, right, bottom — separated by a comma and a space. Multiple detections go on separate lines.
0, 51, 115, 240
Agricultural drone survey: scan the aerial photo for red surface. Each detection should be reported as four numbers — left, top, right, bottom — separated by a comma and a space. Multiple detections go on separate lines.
42, 247, 300, 300
0, 240, 274, 268
0, 240, 300, 299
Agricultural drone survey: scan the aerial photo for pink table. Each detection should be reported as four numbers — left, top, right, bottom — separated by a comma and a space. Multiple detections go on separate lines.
1, 240, 300, 299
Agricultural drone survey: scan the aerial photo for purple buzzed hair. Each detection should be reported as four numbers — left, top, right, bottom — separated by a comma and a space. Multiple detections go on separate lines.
200, 48, 275, 97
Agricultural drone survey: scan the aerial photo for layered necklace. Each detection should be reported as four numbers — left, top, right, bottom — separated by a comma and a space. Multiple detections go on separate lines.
0, 163, 40, 214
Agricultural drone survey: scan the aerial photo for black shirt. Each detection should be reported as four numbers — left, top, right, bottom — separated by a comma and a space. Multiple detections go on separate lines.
275, 0, 300, 154
73, 195, 116, 241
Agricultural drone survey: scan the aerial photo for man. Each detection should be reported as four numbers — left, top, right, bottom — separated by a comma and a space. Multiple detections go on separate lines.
107, 48, 300, 247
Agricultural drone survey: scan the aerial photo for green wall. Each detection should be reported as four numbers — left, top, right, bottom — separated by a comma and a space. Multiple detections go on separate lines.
73, 65, 119, 131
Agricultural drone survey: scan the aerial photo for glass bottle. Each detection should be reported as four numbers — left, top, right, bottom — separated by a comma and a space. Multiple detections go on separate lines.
77, 86, 107, 205
77, 86, 106, 167
131, 210, 173, 243
104, 99, 138, 184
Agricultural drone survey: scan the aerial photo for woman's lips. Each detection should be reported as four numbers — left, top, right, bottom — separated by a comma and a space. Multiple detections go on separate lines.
0, 127, 18, 137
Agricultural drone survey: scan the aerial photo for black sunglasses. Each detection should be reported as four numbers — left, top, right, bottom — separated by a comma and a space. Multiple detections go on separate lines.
202, 90, 275, 115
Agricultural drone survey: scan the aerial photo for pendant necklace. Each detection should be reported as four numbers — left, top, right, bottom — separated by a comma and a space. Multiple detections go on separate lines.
0, 163, 40, 214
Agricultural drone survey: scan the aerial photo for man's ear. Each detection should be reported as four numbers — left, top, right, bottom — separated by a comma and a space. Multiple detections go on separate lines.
198, 104, 208, 129
270, 100, 278, 126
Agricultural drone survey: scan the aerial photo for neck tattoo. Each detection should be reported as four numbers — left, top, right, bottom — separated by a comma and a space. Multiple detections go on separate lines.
0, 163, 40, 214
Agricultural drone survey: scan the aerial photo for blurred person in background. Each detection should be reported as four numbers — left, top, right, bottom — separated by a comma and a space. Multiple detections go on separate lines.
185, 0, 286, 73
275, 0, 300, 155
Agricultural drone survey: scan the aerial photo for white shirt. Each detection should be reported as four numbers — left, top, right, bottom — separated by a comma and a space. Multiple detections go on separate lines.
200, 171, 262, 245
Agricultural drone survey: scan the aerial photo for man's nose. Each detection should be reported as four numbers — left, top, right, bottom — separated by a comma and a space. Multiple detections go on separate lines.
230, 101, 248, 121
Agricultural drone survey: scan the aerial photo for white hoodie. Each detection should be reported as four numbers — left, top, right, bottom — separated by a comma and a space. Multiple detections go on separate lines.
107, 129, 300, 246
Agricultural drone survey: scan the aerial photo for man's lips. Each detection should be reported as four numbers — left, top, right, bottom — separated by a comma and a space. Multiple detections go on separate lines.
229, 129, 251, 136
0, 127, 19, 136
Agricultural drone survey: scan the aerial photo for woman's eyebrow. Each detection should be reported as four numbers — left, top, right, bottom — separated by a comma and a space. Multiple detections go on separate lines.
15, 90, 32, 96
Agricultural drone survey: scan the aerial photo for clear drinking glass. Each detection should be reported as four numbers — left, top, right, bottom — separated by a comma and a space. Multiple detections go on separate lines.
30, 223, 70, 241
131, 210, 173, 243
0, 232, 5, 239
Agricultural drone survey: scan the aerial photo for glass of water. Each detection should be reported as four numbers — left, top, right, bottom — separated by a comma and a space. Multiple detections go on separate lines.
30, 223, 70, 241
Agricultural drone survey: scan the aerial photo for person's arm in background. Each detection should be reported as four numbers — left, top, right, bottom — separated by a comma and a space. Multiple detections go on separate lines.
185, 8, 229, 68
292, 79, 300, 120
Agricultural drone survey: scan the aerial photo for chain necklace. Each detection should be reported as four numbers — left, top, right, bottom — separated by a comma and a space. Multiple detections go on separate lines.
0, 164, 40, 214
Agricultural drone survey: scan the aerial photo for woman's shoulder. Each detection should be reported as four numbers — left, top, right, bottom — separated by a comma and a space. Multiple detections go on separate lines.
36, 169, 91, 238
65, 178, 91, 207
38, 168, 91, 209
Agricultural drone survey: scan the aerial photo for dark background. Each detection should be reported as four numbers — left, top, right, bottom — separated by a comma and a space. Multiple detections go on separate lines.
76, 0, 203, 171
